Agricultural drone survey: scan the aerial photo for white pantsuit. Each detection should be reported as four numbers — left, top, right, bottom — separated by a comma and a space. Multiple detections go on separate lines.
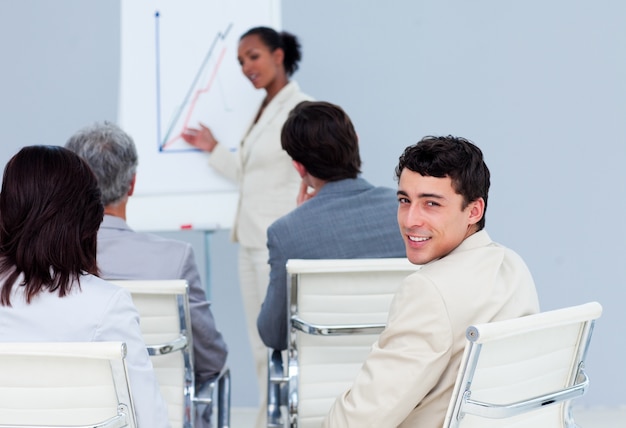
208, 81, 313, 427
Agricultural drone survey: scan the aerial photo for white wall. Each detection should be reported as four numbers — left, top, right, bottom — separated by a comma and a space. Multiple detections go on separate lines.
283, 0, 626, 407
0, 0, 119, 165
0, 2, 257, 407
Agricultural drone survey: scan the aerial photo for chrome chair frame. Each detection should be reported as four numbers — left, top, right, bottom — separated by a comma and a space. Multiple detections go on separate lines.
194, 366, 232, 428
268, 258, 420, 428
0, 341, 136, 428
444, 301, 603, 428
111, 280, 230, 428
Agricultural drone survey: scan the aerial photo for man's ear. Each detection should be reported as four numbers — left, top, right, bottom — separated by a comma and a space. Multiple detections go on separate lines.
292, 160, 307, 178
467, 197, 485, 225
128, 174, 136, 197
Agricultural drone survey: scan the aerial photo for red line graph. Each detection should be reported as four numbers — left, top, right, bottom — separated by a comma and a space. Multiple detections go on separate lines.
162, 45, 228, 150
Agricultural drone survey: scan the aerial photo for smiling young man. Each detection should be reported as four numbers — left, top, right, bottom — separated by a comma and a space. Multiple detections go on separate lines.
324, 136, 541, 427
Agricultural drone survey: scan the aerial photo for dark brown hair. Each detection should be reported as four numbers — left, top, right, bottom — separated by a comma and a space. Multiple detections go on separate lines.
395, 136, 490, 230
240, 26, 302, 76
281, 101, 361, 181
0, 146, 104, 305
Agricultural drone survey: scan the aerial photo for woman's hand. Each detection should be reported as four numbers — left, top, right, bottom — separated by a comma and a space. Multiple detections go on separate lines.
181, 123, 218, 152
296, 180, 318, 206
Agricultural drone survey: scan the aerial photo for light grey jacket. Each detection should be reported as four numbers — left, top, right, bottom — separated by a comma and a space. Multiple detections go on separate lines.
97, 215, 228, 385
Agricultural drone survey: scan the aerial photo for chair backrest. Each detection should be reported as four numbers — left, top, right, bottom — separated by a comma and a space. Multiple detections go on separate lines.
443, 301, 603, 428
111, 280, 194, 428
286, 258, 420, 428
0, 341, 136, 428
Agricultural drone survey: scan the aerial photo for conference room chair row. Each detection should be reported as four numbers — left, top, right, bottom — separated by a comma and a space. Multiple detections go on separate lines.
0, 261, 602, 428
0, 279, 230, 428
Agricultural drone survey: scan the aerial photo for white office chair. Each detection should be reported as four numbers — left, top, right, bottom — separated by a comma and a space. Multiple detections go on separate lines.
268, 258, 420, 428
111, 279, 230, 428
0, 341, 136, 428
443, 301, 603, 428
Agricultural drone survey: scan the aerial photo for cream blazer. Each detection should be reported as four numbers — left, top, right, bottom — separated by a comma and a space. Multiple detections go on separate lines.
324, 230, 540, 427
209, 81, 313, 249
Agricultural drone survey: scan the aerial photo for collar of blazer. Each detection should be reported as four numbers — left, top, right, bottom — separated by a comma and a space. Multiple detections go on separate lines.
240, 81, 300, 160
100, 214, 133, 233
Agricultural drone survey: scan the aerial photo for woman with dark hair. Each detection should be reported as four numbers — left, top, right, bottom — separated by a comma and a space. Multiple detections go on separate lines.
182, 26, 313, 427
0, 145, 170, 427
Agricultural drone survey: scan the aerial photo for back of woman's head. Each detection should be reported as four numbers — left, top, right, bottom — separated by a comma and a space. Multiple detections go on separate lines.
0, 145, 104, 305
241, 26, 302, 76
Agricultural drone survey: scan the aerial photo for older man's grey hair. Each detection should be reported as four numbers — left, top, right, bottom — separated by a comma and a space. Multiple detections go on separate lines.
65, 121, 138, 207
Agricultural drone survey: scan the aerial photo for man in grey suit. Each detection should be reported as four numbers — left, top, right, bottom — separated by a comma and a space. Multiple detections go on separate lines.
66, 122, 228, 428
256, 101, 406, 351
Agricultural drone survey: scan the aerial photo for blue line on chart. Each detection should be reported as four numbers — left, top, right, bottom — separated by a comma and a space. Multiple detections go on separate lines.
154, 10, 162, 151
156, 18, 234, 151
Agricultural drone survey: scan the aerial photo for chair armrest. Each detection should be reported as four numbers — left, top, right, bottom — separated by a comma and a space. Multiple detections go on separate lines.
192, 366, 231, 404
462, 367, 589, 419
192, 367, 231, 428
269, 349, 287, 383
267, 349, 287, 427
146, 335, 188, 356
291, 316, 386, 336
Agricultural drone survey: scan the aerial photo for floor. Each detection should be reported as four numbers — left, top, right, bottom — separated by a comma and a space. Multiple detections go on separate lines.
230, 408, 255, 427
229, 405, 626, 427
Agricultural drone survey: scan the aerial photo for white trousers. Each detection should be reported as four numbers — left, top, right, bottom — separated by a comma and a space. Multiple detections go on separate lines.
238, 246, 270, 428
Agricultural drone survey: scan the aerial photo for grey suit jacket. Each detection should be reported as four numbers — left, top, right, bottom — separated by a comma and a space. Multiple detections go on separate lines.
97, 215, 228, 384
324, 230, 540, 427
257, 178, 406, 350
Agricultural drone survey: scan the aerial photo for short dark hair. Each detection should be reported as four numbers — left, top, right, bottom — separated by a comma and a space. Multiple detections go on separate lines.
240, 26, 302, 76
0, 146, 104, 306
281, 101, 361, 181
395, 135, 490, 230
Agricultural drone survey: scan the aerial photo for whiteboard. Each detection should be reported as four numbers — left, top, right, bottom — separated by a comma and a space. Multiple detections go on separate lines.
118, 0, 279, 231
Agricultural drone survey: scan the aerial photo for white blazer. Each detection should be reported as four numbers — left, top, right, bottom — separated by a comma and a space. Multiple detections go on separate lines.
0, 274, 171, 428
209, 81, 313, 249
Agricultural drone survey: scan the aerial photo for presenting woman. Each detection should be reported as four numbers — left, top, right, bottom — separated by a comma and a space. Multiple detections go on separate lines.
0, 146, 170, 427
182, 26, 313, 427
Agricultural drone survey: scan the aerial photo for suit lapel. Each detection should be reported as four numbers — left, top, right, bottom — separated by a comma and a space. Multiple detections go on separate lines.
240, 82, 296, 166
